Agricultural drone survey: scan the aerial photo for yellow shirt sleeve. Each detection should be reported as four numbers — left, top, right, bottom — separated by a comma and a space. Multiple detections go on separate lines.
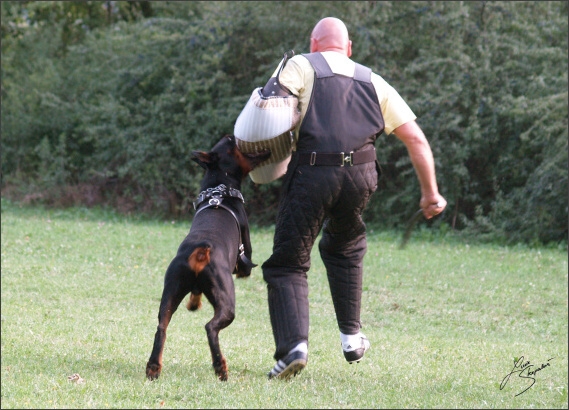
371, 73, 417, 135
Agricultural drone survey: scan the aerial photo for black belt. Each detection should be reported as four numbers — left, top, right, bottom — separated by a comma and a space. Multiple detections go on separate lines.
297, 148, 376, 166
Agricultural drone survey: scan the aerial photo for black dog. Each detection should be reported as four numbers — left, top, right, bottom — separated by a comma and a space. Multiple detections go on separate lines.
146, 135, 270, 381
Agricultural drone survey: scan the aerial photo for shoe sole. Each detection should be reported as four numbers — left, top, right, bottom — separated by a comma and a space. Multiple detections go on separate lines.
275, 358, 307, 380
343, 348, 365, 363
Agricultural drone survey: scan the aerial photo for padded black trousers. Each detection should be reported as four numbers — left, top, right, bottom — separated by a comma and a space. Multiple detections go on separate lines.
262, 155, 378, 360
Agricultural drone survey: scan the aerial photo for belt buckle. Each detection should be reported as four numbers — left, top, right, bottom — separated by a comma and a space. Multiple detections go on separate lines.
341, 151, 354, 166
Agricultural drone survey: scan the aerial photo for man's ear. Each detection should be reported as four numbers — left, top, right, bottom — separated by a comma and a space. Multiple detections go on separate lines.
347, 40, 352, 57
310, 37, 318, 53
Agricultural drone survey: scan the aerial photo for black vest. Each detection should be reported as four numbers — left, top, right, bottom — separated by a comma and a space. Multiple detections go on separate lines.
298, 52, 384, 153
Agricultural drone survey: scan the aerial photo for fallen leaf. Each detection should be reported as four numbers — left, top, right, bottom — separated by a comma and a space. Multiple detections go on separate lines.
67, 373, 85, 384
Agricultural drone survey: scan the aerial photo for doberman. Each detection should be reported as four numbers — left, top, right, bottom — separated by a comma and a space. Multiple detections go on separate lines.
146, 134, 270, 381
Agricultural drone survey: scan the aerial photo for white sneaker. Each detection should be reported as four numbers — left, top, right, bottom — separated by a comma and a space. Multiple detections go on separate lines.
342, 333, 370, 363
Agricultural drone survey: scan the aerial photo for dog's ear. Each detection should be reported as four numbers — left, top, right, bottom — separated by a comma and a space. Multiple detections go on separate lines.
192, 151, 219, 169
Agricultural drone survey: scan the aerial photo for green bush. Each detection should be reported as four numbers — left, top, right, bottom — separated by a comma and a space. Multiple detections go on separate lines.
1, 1, 567, 244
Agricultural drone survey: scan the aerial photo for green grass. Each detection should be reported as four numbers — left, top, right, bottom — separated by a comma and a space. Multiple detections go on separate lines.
1, 198, 567, 409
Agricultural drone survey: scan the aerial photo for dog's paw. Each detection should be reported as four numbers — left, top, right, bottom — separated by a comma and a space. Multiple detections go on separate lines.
214, 358, 229, 381
234, 256, 256, 278
146, 362, 162, 381
235, 269, 251, 278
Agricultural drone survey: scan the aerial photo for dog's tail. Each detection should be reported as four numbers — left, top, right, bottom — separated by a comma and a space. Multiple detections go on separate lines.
187, 244, 211, 311
188, 244, 211, 276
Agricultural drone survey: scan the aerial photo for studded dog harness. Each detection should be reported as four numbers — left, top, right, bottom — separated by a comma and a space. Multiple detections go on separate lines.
193, 184, 255, 270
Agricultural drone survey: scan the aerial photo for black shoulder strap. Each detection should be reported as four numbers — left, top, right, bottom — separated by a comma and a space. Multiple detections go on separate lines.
353, 63, 372, 83
261, 50, 296, 97
302, 52, 334, 78
303, 52, 372, 83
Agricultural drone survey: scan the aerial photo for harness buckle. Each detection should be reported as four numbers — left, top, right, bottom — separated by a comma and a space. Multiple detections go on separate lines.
310, 152, 316, 166
341, 151, 354, 166
209, 198, 220, 206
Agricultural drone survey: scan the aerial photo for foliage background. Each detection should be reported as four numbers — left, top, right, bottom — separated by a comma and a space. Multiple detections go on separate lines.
1, 1, 567, 245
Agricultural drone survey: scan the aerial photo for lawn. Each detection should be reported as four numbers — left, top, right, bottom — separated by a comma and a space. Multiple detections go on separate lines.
1, 199, 567, 408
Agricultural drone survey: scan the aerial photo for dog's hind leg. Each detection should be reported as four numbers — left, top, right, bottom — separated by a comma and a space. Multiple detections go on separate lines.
146, 263, 190, 381
205, 307, 235, 381
203, 275, 236, 381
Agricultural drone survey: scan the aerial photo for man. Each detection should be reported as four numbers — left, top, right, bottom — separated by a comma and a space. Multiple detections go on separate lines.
262, 17, 447, 380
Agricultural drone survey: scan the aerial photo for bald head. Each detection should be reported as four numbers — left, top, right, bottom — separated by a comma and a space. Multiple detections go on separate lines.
310, 17, 352, 56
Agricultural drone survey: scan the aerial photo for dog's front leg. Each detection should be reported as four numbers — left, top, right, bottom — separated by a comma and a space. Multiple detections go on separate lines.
235, 224, 256, 278
146, 275, 188, 380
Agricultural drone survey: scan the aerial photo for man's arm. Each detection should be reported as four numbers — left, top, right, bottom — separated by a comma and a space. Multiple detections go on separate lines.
393, 120, 447, 219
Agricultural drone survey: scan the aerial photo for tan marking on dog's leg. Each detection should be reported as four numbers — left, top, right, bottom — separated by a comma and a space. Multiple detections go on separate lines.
188, 246, 210, 275
186, 292, 203, 311
215, 355, 228, 381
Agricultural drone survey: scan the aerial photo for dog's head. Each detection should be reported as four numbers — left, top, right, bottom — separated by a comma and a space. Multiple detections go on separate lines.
192, 135, 271, 187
